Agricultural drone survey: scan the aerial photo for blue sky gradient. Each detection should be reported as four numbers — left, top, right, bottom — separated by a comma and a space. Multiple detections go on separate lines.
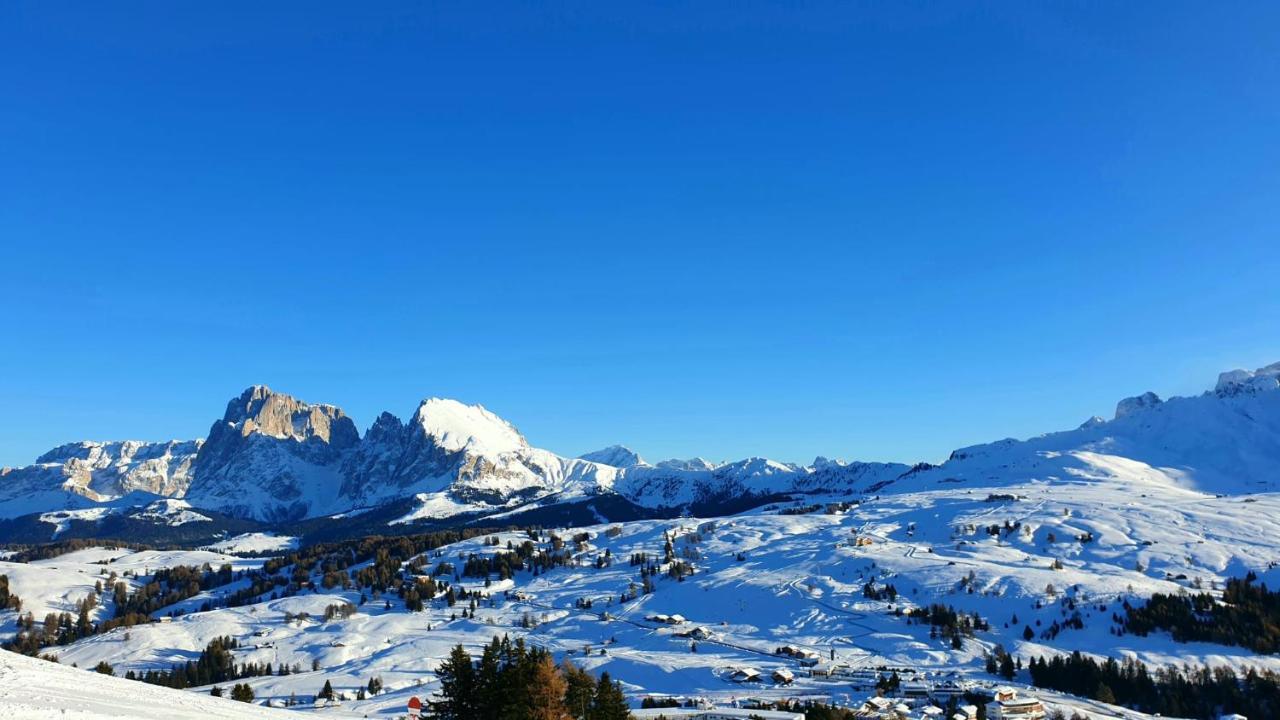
2, 2, 1278, 468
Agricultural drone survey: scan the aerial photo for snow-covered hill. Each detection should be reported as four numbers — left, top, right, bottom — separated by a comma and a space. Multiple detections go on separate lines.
889, 360, 1280, 499
0, 647, 293, 719
19, 480, 1275, 718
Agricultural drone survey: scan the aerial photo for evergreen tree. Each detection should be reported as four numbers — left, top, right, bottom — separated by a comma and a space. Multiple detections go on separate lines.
590, 672, 630, 720
475, 638, 503, 719
1096, 682, 1116, 704
318, 679, 334, 701
562, 660, 595, 720
230, 683, 254, 703
430, 644, 477, 719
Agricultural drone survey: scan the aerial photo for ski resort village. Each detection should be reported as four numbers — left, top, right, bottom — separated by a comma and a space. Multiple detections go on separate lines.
1, 363, 1279, 718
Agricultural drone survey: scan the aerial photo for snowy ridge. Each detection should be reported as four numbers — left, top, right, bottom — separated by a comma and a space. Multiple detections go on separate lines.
3, 360, 1280, 530
579, 445, 647, 468
0, 440, 201, 518
908, 359, 1280, 497
414, 397, 526, 455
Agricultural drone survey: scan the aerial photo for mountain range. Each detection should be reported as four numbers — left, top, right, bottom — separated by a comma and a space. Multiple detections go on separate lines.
2, 360, 1278, 543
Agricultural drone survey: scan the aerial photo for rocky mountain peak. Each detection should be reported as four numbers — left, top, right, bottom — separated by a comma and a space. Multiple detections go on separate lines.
1115, 391, 1162, 419
220, 385, 358, 447
1216, 361, 1280, 396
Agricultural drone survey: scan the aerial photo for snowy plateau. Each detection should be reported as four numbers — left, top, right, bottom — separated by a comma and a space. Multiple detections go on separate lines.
1, 361, 1279, 718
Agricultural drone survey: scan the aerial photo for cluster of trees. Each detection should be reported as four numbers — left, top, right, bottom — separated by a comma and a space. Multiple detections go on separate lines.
210, 683, 255, 702
5, 562, 240, 655
5, 594, 103, 653
983, 645, 1020, 680
122, 637, 277, 689
1123, 573, 1280, 653
429, 635, 630, 720
113, 563, 236, 618
3, 540, 151, 563
459, 540, 576, 581
0, 575, 21, 611
861, 581, 898, 602
1028, 651, 1280, 719
906, 603, 989, 650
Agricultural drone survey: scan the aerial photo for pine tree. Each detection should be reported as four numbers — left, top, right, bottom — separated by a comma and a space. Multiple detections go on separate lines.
1095, 682, 1116, 705
1000, 652, 1016, 679
590, 672, 630, 720
318, 679, 334, 701
562, 660, 595, 720
230, 683, 254, 703
475, 638, 503, 718
430, 644, 477, 719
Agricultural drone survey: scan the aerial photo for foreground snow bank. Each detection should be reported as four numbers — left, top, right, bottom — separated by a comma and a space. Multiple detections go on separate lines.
0, 649, 292, 719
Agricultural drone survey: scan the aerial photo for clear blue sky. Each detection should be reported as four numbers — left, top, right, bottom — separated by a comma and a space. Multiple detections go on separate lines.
2, 2, 1278, 469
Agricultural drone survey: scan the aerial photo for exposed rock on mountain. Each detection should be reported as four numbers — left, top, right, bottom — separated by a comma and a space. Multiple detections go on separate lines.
1216, 361, 1280, 396
185, 386, 359, 522
1115, 391, 1162, 419
0, 440, 201, 518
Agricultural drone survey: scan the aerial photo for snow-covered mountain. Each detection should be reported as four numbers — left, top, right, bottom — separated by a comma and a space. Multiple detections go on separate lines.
0, 387, 913, 527
890, 360, 1280, 498
578, 444, 647, 468
0, 440, 201, 518
184, 386, 361, 522
4, 361, 1280, 534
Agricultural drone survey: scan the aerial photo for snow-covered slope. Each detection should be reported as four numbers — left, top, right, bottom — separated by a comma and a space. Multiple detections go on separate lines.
0, 648, 293, 719
885, 360, 1280, 498
30, 481, 1278, 718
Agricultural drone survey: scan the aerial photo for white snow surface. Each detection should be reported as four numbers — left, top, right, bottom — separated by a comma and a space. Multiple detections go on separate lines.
203, 533, 299, 555
0, 648, 295, 719
413, 397, 527, 455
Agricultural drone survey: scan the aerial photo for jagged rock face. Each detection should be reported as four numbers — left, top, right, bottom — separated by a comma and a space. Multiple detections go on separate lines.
1115, 391, 1162, 419
1216, 362, 1280, 396
186, 386, 359, 522
0, 440, 201, 519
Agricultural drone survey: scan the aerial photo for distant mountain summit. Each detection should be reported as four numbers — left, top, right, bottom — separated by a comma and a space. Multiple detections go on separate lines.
579, 445, 646, 468
909, 360, 1280, 497
0, 440, 201, 518
4, 360, 1279, 540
